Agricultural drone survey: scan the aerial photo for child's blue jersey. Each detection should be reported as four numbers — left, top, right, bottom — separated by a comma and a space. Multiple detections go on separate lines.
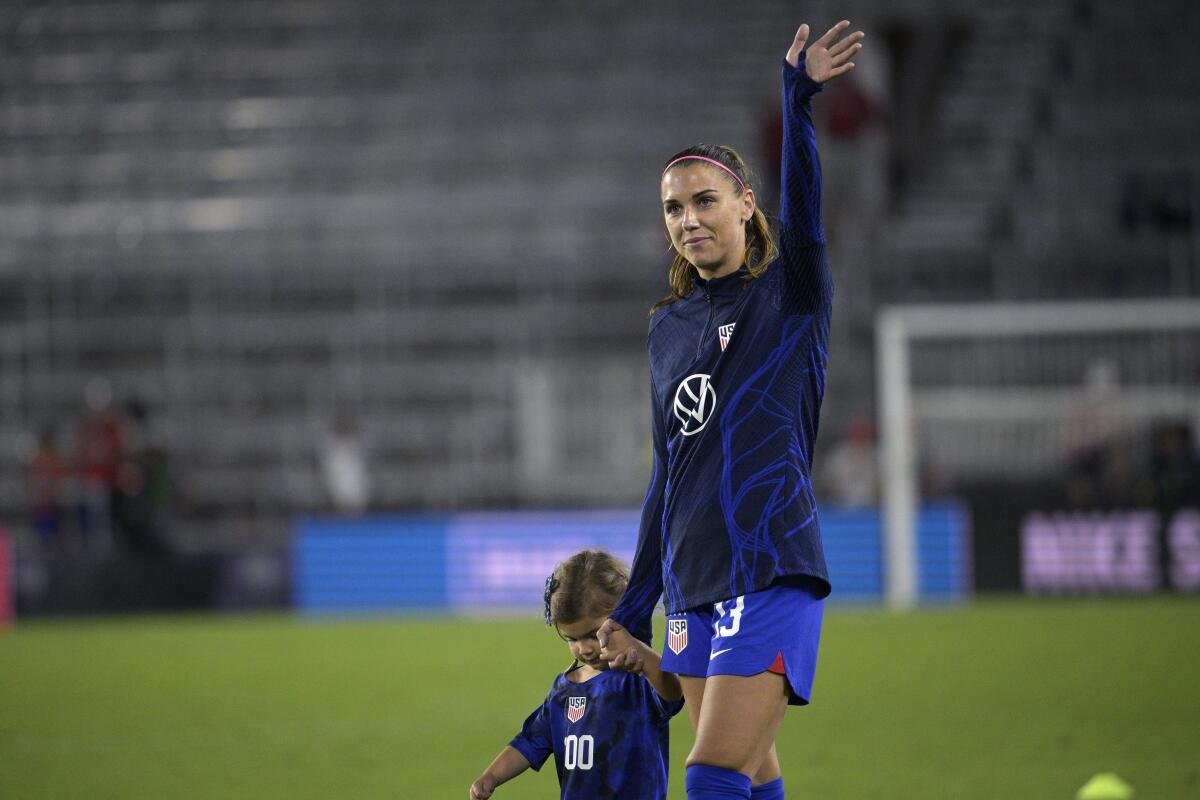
613, 56, 833, 640
509, 665, 683, 800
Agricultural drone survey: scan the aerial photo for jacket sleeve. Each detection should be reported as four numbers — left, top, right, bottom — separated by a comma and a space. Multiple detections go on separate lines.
609, 377, 667, 645
777, 53, 834, 313
779, 53, 825, 245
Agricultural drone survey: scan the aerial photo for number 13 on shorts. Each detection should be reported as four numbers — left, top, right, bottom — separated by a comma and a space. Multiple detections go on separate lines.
714, 596, 745, 637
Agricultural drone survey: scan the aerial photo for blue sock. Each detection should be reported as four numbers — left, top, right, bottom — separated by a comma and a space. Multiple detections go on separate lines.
686, 764, 752, 799
750, 778, 785, 799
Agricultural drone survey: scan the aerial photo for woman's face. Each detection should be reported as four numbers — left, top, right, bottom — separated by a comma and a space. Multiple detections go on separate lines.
661, 163, 755, 279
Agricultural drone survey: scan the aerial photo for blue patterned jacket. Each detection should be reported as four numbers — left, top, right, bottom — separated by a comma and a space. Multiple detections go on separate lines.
612, 56, 832, 638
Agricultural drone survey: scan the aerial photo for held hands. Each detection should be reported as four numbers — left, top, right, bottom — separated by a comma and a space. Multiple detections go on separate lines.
786, 20, 864, 83
597, 618, 647, 675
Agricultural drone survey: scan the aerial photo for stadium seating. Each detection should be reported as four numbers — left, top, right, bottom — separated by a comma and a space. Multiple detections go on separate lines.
1, 0, 1195, 550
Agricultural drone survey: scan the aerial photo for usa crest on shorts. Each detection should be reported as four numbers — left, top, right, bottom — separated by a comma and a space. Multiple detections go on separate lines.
667, 618, 688, 655
566, 696, 587, 724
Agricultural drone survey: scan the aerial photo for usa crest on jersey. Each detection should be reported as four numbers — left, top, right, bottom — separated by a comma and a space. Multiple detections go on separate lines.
667, 618, 688, 655
718, 322, 736, 351
566, 696, 587, 724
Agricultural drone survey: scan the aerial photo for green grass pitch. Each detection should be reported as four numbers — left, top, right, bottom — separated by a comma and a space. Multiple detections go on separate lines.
2, 597, 1198, 799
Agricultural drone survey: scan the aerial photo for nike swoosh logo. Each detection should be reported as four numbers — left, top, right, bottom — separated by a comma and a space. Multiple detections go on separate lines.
709, 648, 733, 660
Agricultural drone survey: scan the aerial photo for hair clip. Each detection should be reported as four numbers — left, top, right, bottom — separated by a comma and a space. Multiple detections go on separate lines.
542, 574, 559, 626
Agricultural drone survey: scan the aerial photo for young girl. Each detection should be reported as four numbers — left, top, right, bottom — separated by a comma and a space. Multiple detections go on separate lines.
469, 549, 683, 800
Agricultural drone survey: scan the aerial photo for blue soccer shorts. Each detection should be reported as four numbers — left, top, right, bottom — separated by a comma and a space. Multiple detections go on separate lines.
660, 577, 824, 706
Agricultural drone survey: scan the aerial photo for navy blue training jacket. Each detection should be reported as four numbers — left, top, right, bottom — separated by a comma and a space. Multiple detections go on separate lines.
612, 56, 833, 641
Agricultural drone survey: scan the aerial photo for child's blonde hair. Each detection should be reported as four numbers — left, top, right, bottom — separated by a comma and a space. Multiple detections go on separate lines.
543, 549, 629, 626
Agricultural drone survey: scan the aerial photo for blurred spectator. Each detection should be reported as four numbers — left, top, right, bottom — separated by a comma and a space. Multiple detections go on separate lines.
758, 30, 890, 233
320, 411, 371, 516
1094, 437, 1142, 507
74, 377, 125, 554
125, 398, 173, 500
820, 416, 878, 507
1064, 359, 1127, 504
816, 33, 890, 241
1065, 360, 1119, 461
111, 398, 171, 557
26, 425, 69, 555
1150, 421, 1200, 507
112, 459, 160, 556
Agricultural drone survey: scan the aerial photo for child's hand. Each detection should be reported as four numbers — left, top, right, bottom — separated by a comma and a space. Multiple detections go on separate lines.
598, 618, 646, 674
470, 772, 499, 799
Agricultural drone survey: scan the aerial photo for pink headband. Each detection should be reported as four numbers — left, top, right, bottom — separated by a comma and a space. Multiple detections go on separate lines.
662, 155, 746, 194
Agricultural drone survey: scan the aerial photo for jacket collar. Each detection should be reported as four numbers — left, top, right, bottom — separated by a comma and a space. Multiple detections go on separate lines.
694, 265, 750, 297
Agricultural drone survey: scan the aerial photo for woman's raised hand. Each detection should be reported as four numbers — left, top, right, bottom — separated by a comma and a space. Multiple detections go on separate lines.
785, 20, 864, 83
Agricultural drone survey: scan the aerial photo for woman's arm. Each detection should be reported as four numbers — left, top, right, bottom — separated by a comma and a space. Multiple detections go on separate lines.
605, 379, 668, 645
469, 746, 531, 800
779, 21, 864, 246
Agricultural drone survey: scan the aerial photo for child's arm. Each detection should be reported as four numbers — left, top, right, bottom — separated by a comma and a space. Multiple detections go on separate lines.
636, 638, 683, 703
469, 746, 531, 800
599, 620, 683, 702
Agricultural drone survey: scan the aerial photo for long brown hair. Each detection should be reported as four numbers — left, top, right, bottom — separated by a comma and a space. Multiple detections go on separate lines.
543, 549, 629, 627
651, 143, 778, 315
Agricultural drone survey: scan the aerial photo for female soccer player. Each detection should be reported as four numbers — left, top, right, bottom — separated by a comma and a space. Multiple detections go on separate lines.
598, 20, 865, 800
469, 549, 683, 800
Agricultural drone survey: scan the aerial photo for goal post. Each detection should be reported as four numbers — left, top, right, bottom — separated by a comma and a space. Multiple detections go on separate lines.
876, 299, 1200, 610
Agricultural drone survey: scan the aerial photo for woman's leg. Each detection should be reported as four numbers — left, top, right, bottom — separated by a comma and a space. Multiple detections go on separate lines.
681, 676, 782, 782
754, 744, 782, 785
688, 672, 789, 777
681, 674, 783, 785
680, 674, 706, 730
